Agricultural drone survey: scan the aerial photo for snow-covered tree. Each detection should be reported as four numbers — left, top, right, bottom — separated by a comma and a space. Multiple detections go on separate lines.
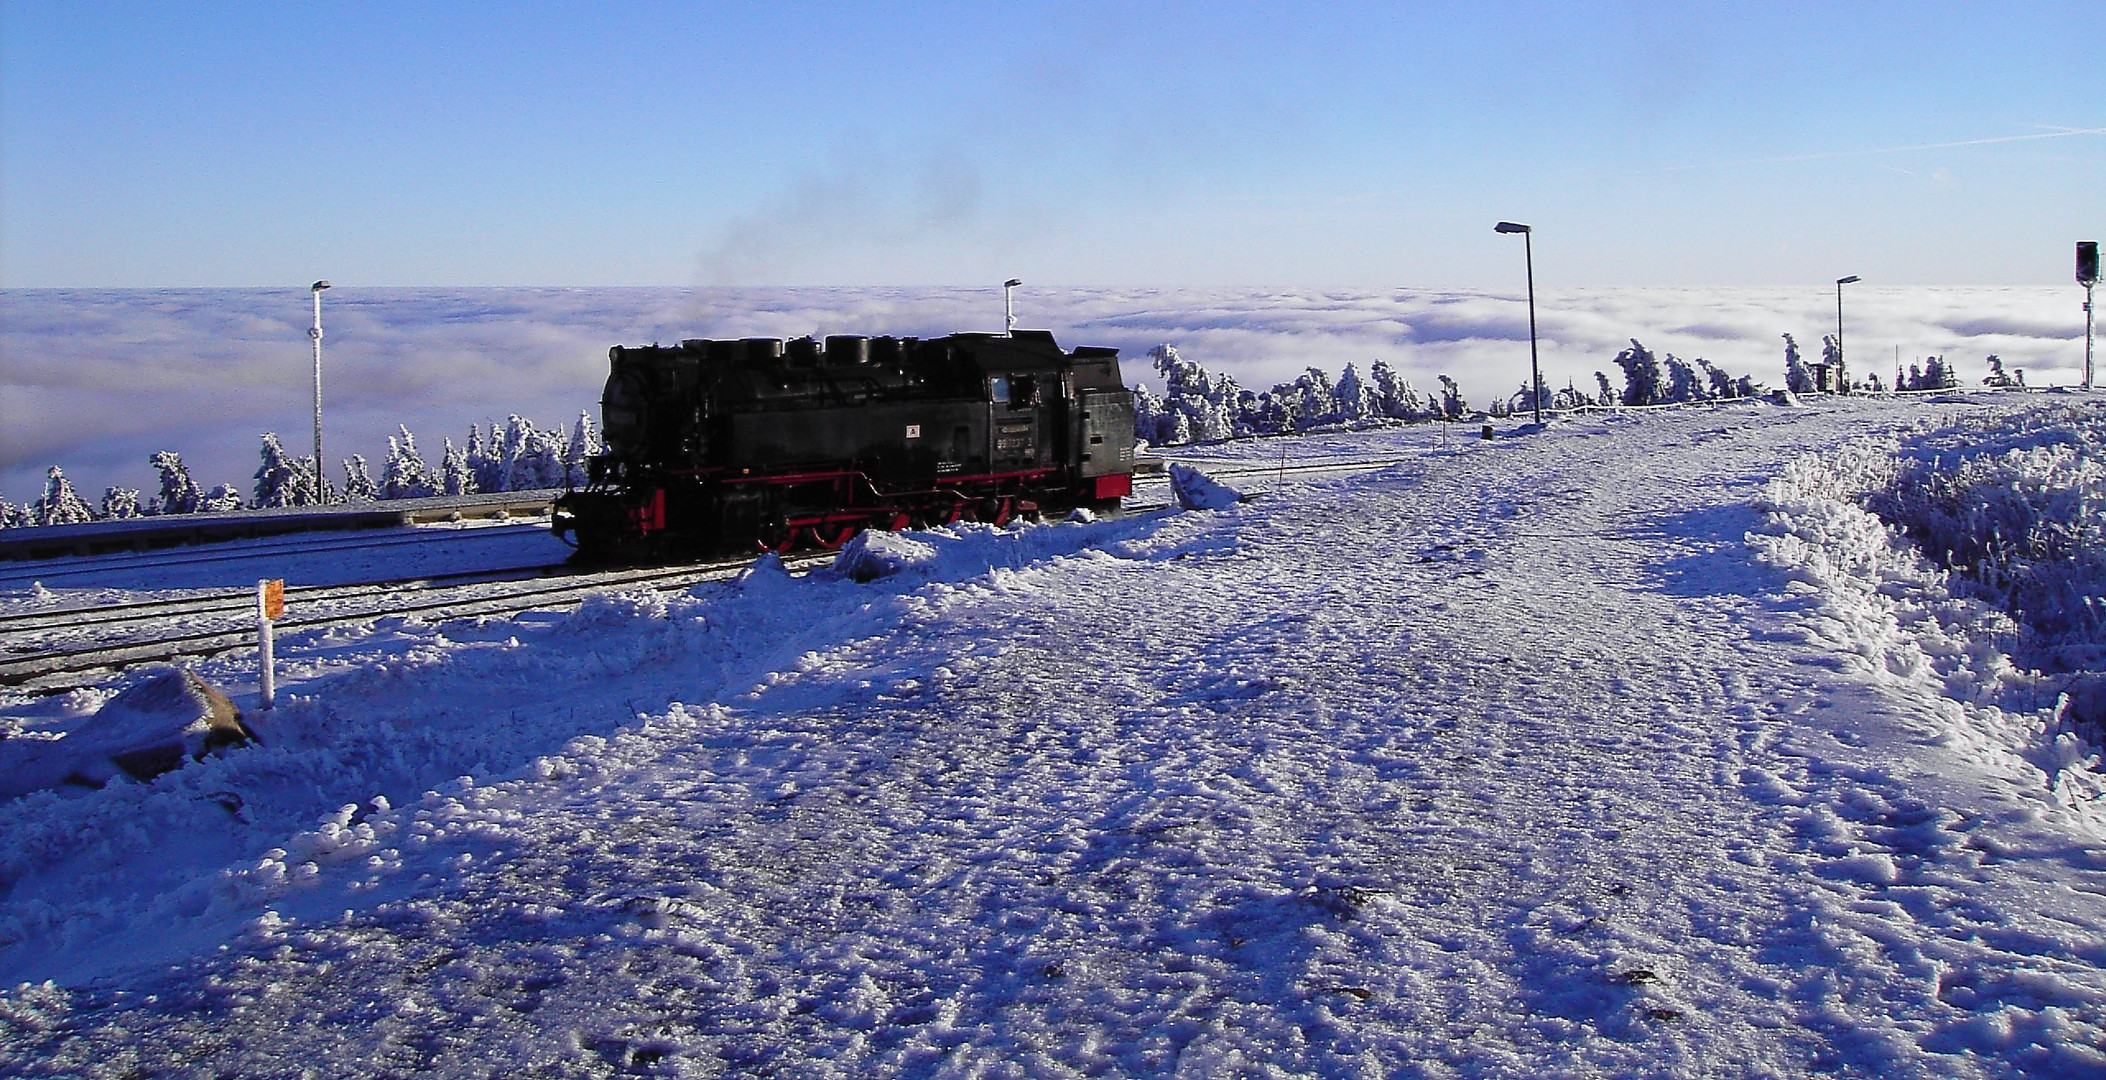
439, 438, 475, 497
382, 426, 438, 500
1131, 384, 1171, 444
1983, 354, 2015, 388
253, 432, 324, 508
563, 412, 599, 487
501, 415, 567, 491
1594, 372, 1617, 407
1614, 340, 1665, 406
1783, 334, 1815, 395
1821, 335, 1845, 392
341, 454, 380, 501
1437, 375, 1468, 419
1287, 367, 1339, 428
1150, 346, 1244, 443
467, 423, 508, 493
1662, 354, 1707, 404
100, 487, 142, 519
1700, 359, 1737, 399
1334, 363, 1377, 422
148, 450, 203, 515
198, 484, 244, 513
32, 466, 95, 526
1369, 360, 1427, 420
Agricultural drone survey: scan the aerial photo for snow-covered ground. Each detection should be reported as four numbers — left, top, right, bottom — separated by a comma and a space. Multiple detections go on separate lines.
4, 394, 2105, 1077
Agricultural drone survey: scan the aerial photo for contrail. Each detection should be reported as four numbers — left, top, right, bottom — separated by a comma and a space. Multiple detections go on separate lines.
1664, 127, 2106, 173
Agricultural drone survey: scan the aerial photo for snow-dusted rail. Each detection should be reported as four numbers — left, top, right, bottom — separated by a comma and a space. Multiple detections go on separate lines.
0, 561, 577, 636
0, 554, 831, 694
0, 519, 555, 590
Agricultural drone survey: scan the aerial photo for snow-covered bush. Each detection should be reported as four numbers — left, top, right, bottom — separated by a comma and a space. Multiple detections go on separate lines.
198, 484, 245, 513
1862, 406, 2106, 672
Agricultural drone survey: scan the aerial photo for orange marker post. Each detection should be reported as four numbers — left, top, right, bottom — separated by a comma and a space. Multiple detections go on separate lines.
258, 579, 285, 710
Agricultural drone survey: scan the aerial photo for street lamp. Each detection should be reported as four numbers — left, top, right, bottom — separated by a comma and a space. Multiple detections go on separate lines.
1003, 278, 1022, 337
310, 280, 331, 497
1835, 275, 1860, 393
1494, 222, 1542, 424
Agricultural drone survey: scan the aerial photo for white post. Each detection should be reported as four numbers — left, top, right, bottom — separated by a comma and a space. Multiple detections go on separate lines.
1003, 278, 1021, 337
2086, 283, 2095, 391
310, 280, 331, 499
257, 579, 276, 711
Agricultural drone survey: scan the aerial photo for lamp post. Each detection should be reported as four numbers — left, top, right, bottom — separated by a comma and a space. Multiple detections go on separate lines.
310, 280, 331, 497
1835, 275, 1859, 393
1003, 278, 1022, 337
1494, 222, 1542, 424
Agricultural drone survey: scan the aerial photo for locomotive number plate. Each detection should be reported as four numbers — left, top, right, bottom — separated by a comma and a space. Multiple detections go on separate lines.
905, 424, 921, 439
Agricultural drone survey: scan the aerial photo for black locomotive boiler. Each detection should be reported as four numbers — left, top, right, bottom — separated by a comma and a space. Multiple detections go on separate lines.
552, 330, 1137, 563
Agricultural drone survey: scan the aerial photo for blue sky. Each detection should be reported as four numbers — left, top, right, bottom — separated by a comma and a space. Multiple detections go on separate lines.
3, 2, 2101, 288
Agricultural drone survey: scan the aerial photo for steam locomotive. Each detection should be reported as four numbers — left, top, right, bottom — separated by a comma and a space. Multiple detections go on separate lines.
552, 330, 1137, 563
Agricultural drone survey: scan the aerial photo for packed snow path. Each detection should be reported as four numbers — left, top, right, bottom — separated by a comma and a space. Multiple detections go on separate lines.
5, 400, 2105, 1077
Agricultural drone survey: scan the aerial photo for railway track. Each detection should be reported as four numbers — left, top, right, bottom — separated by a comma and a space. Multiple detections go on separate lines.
0, 519, 552, 589
1, 554, 832, 694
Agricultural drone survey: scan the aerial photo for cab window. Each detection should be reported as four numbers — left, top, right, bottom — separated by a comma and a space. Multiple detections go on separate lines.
988, 376, 1010, 404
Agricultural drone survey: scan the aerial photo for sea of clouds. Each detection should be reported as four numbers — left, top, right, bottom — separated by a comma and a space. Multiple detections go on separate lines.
0, 285, 2088, 502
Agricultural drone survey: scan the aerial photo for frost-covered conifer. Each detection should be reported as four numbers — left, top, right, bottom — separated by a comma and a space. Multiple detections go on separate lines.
198, 484, 245, 513
1614, 340, 1664, 406
502, 418, 567, 491
1820, 335, 1845, 391
1287, 368, 1339, 429
101, 487, 141, 519
1131, 385, 1170, 444
1594, 372, 1617, 407
1369, 361, 1425, 420
1334, 363, 1377, 422
1922, 355, 1956, 389
1983, 354, 2014, 388
467, 423, 507, 493
1700, 359, 1736, 399
1437, 375, 1467, 419
381, 426, 437, 500
341, 455, 380, 501
564, 413, 599, 488
1663, 354, 1706, 403
1150, 345, 1246, 442
148, 450, 203, 516
1783, 334, 1815, 395
253, 432, 323, 508
31, 466, 95, 526
439, 439, 475, 497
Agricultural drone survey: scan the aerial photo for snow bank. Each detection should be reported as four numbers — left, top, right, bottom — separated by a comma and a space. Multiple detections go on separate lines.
1749, 408, 2106, 829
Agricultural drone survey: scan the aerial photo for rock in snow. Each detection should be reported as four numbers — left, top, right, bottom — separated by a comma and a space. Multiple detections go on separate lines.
0, 667, 251, 799
1169, 462, 1243, 510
